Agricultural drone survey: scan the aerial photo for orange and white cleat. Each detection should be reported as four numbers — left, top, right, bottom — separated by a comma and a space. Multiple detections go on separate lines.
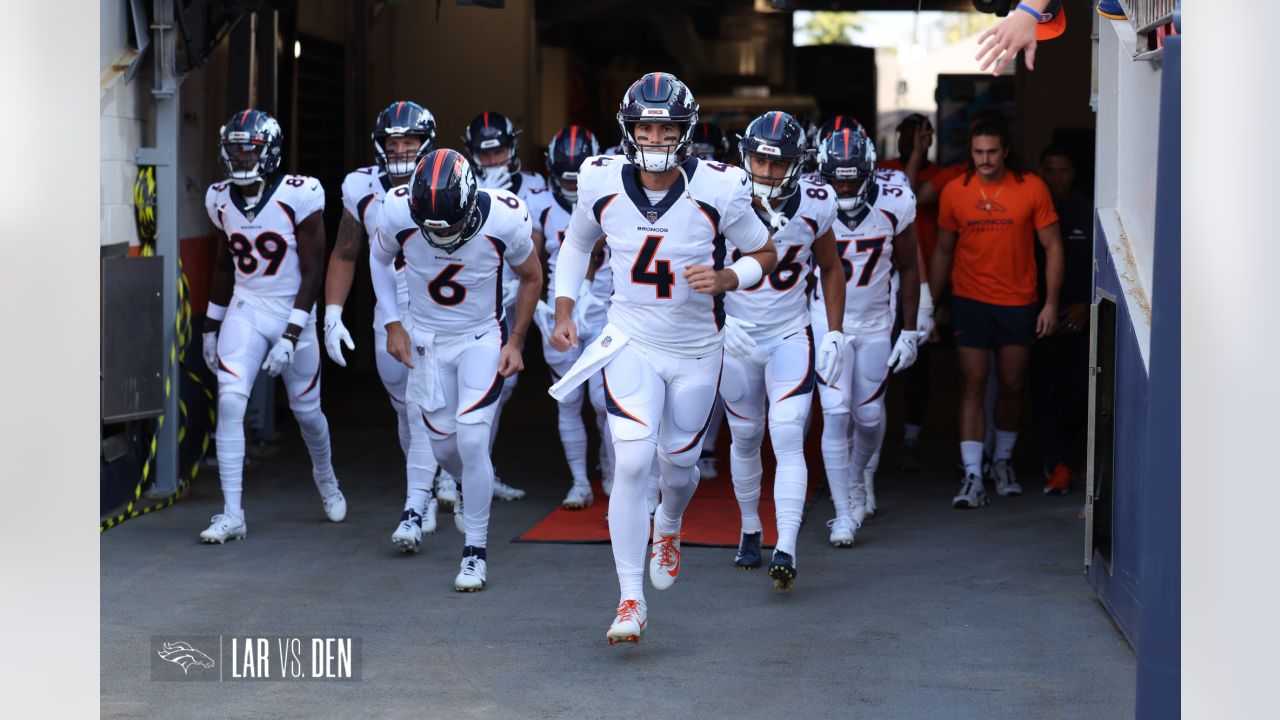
649, 507, 684, 591
606, 599, 647, 645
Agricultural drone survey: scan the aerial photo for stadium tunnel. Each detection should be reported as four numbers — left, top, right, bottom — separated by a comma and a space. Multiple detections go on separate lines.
100, 1, 1176, 715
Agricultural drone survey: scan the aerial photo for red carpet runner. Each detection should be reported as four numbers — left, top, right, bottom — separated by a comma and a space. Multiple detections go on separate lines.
516, 423, 826, 548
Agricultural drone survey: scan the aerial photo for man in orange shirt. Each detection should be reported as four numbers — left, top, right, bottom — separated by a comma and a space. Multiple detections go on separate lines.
929, 120, 1063, 509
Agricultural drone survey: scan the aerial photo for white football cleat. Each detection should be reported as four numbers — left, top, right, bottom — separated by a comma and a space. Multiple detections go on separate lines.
863, 469, 877, 517
391, 509, 423, 553
491, 475, 526, 501
421, 497, 438, 535
562, 483, 594, 510
318, 482, 347, 522
953, 473, 990, 509
648, 507, 683, 591
435, 470, 458, 510
606, 599, 648, 645
826, 516, 855, 548
990, 460, 1023, 497
696, 454, 718, 480
200, 511, 247, 544
454, 550, 487, 592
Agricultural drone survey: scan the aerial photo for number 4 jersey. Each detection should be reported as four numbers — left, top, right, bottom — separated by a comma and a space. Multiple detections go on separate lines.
376, 185, 534, 335
725, 178, 837, 341
205, 174, 326, 300
570, 155, 770, 358
810, 174, 917, 333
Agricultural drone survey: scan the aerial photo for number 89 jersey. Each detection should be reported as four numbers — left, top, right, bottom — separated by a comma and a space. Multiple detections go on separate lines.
205, 175, 326, 299
810, 176, 917, 332
377, 185, 534, 335
725, 178, 836, 341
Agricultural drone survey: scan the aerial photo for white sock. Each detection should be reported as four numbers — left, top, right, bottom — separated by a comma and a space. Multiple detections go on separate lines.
960, 441, 985, 478
557, 390, 590, 486
293, 408, 336, 488
772, 445, 807, 556
216, 392, 249, 513
405, 410, 436, 513
456, 422, 494, 548
656, 458, 699, 533
392, 397, 411, 459
821, 412, 852, 519
994, 430, 1017, 462
610, 439, 657, 601
903, 423, 922, 443
730, 434, 764, 534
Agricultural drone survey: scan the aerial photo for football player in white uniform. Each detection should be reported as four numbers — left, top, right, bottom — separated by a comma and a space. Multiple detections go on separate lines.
811, 125, 922, 548
720, 111, 847, 589
526, 125, 613, 510
199, 109, 345, 543
547, 73, 778, 644
321, 100, 446, 552
461, 111, 549, 502
372, 149, 541, 591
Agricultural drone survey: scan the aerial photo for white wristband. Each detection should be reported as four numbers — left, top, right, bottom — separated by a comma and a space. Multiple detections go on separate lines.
206, 302, 227, 322
918, 282, 934, 313
325, 304, 344, 321
288, 307, 311, 328
728, 255, 763, 291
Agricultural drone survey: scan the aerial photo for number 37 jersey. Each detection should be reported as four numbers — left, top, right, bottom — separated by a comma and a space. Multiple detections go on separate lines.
205, 175, 326, 299
810, 176, 917, 332
376, 186, 534, 336
571, 155, 770, 357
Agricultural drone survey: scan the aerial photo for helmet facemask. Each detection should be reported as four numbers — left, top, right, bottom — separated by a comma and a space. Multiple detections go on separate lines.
619, 120, 694, 173
220, 141, 268, 185
743, 149, 803, 205
376, 135, 429, 178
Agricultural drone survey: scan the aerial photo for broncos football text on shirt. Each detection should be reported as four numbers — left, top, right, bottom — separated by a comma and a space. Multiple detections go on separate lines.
376, 186, 535, 335
569, 155, 769, 357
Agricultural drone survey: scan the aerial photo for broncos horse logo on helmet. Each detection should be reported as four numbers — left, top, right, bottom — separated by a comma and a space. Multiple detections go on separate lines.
817, 125, 878, 214
372, 100, 437, 177
738, 110, 808, 204
218, 109, 283, 185
616, 72, 699, 173
408, 149, 483, 255
545, 125, 600, 205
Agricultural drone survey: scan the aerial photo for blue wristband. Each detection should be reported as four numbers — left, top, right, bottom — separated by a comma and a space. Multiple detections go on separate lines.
1016, 3, 1044, 21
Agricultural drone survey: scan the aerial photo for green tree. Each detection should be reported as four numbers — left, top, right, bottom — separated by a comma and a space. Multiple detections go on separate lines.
797, 11, 864, 46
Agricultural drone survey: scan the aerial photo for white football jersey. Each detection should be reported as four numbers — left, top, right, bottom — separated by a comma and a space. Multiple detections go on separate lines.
377, 186, 534, 335
725, 178, 836, 341
341, 165, 407, 323
530, 192, 613, 305
498, 172, 547, 293
205, 174, 325, 300
572, 155, 769, 357
810, 175, 917, 332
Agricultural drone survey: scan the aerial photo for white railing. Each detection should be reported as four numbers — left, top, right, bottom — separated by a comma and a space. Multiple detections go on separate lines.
1118, 0, 1177, 34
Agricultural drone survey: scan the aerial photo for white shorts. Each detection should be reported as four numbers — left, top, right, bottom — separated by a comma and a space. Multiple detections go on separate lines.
417, 325, 505, 437
720, 327, 815, 433
599, 341, 722, 463
216, 296, 322, 414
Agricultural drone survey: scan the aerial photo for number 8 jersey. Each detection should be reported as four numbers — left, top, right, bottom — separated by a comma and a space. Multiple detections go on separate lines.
725, 178, 837, 340
570, 155, 770, 358
205, 175, 326, 299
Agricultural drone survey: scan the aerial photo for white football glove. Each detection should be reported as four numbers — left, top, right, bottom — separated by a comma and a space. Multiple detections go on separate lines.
815, 330, 845, 386
572, 287, 605, 338
532, 300, 556, 340
202, 331, 219, 375
262, 336, 297, 377
887, 331, 919, 373
722, 316, 758, 359
500, 278, 521, 310
915, 312, 935, 344
323, 304, 355, 367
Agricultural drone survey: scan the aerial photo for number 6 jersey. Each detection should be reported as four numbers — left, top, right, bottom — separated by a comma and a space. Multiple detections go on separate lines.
724, 178, 837, 341
376, 185, 534, 335
569, 155, 770, 358
205, 174, 326, 299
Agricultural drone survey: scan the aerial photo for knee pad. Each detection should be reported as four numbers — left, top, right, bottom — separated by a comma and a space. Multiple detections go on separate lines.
455, 422, 490, 460
853, 400, 883, 428
613, 439, 657, 482
767, 413, 806, 453
217, 391, 249, 425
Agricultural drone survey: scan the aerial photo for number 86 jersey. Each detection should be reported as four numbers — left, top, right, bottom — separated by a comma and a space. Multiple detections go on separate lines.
205, 175, 326, 299
725, 178, 837, 341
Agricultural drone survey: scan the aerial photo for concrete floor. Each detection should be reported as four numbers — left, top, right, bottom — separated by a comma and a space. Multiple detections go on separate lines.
101, 354, 1135, 719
